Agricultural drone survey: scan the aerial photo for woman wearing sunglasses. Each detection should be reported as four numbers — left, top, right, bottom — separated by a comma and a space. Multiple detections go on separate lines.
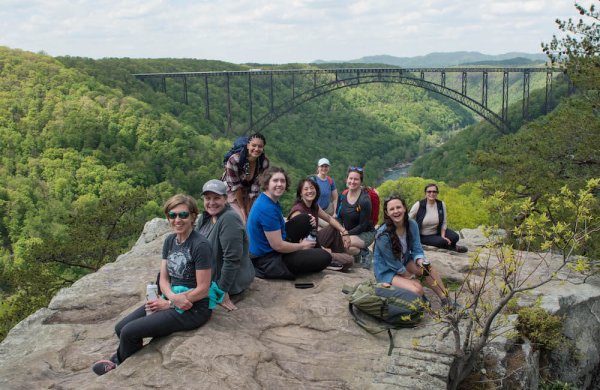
336, 166, 376, 262
195, 180, 255, 311
247, 166, 331, 279
374, 195, 452, 306
92, 194, 213, 376
408, 183, 467, 253
223, 132, 270, 224
287, 177, 353, 271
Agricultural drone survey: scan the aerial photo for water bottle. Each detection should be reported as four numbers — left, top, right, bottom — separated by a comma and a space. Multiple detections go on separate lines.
421, 258, 431, 277
306, 228, 317, 242
145, 282, 159, 316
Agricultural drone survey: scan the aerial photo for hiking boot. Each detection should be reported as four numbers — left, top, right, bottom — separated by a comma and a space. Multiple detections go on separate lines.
92, 359, 117, 376
454, 245, 468, 253
109, 352, 119, 365
326, 261, 344, 271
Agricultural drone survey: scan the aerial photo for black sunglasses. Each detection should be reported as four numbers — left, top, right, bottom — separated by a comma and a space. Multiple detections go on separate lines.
167, 211, 191, 219
426, 190, 439, 194
348, 166, 364, 172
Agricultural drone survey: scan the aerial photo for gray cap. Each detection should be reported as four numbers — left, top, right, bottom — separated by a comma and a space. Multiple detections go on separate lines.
318, 157, 330, 166
202, 179, 227, 195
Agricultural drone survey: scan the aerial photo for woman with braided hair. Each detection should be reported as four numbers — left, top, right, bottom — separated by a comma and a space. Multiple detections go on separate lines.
222, 132, 270, 224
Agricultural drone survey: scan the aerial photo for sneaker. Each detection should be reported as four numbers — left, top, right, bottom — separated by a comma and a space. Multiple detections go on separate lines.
359, 248, 372, 270
109, 352, 119, 365
454, 245, 468, 253
92, 359, 117, 376
326, 261, 344, 271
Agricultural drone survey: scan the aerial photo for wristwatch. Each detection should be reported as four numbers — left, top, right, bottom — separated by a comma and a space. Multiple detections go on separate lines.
168, 300, 175, 309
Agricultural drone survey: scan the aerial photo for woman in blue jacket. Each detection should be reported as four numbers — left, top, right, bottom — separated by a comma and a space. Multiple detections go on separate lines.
374, 195, 450, 304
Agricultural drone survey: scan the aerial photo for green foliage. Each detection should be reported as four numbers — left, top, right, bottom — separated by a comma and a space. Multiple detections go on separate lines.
411, 73, 570, 186
516, 306, 566, 351
377, 177, 489, 230
444, 179, 599, 389
1, 47, 479, 341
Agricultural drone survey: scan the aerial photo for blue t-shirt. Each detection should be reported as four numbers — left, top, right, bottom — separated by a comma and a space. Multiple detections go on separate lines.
315, 176, 336, 209
247, 192, 286, 256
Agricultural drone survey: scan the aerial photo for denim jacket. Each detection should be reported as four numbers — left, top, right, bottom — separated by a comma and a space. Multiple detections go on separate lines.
373, 219, 425, 284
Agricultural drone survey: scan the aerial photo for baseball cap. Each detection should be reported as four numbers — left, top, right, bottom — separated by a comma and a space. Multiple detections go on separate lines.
318, 158, 330, 166
202, 179, 227, 195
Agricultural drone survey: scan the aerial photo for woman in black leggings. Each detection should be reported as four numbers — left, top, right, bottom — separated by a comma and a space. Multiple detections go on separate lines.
408, 183, 467, 253
92, 194, 213, 375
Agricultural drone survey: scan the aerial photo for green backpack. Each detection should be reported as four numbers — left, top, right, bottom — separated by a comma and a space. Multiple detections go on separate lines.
342, 280, 426, 355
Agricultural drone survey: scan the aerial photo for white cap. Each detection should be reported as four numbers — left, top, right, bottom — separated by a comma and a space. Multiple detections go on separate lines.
318, 158, 330, 166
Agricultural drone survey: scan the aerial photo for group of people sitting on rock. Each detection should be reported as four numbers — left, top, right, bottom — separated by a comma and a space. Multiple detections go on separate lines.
92, 133, 467, 376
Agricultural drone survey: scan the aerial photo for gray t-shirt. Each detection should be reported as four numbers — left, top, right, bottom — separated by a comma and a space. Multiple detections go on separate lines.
162, 230, 212, 289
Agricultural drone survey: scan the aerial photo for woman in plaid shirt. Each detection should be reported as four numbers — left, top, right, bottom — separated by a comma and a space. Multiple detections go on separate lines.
222, 133, 269, 224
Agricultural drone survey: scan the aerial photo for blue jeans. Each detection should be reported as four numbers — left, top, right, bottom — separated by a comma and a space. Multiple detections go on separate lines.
114, 298, 211, 362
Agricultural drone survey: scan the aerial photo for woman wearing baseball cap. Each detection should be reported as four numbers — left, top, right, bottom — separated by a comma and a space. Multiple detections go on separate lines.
195, 179, 255, 311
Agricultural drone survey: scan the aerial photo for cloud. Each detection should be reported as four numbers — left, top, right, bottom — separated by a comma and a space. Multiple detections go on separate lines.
0, 0, 583, 63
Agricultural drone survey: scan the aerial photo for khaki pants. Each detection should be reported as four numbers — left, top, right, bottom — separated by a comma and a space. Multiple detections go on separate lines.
318, 202, 335, 228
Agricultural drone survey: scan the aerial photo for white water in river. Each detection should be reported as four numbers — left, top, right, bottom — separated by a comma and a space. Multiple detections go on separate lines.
379, 163, 411, 184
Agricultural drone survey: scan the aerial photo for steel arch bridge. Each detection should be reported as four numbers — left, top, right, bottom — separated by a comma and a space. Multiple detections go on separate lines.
133, 67, 564, 135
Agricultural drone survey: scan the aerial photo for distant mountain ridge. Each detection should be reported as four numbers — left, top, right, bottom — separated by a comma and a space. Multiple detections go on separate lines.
313, 51, 548, 67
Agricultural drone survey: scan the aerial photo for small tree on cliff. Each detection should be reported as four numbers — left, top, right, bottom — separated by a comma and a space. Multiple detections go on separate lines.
443, 178, 599, 389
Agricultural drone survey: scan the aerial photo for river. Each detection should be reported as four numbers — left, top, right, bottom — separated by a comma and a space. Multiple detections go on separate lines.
379, 162, 412, 184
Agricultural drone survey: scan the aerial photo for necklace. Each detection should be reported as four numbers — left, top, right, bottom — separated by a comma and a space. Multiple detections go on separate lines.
176, 230, 192, 245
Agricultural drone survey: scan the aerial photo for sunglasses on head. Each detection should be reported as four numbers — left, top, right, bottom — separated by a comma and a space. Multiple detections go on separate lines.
384, 195, 402, 202
348, 166, 364, 172
167, 211, 191, 219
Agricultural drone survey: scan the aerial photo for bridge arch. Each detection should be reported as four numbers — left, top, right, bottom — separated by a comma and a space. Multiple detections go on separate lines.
250, 73, 505, 135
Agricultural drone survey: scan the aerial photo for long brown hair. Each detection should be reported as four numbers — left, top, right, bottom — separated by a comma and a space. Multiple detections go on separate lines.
382, 195, 411, 259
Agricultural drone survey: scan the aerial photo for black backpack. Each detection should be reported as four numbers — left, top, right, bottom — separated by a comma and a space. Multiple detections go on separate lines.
222, 136, 248, 167
342, 280, 427, 355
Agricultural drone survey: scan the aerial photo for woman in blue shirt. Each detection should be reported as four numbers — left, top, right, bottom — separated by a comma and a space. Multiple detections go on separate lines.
374, 195, 450, 303
247, 166, 331, 279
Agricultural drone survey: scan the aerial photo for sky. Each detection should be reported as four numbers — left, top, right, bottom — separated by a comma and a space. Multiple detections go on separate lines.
0, 0, 590, 64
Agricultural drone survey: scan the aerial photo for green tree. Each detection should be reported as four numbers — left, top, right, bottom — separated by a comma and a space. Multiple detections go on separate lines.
444, 179, 599, 389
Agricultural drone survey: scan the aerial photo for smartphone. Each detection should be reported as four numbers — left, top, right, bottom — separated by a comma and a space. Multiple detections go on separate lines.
294, 282, 315, 289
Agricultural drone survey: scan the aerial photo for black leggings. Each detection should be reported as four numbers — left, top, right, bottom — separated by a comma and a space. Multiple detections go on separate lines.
251, 214, 331, 279
283, 214, 331, 274
420, 228, 460, 249
114, 298, 211, 363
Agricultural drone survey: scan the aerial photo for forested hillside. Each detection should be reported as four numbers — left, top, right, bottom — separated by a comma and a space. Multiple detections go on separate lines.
0, 47, 475, 339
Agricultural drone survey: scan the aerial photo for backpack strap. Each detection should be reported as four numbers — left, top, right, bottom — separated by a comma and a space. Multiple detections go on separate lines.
348, 303, 396, 356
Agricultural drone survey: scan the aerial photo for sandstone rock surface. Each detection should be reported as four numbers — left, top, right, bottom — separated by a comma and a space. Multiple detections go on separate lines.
0, 223, 598, 389
0, 219, 457, 389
